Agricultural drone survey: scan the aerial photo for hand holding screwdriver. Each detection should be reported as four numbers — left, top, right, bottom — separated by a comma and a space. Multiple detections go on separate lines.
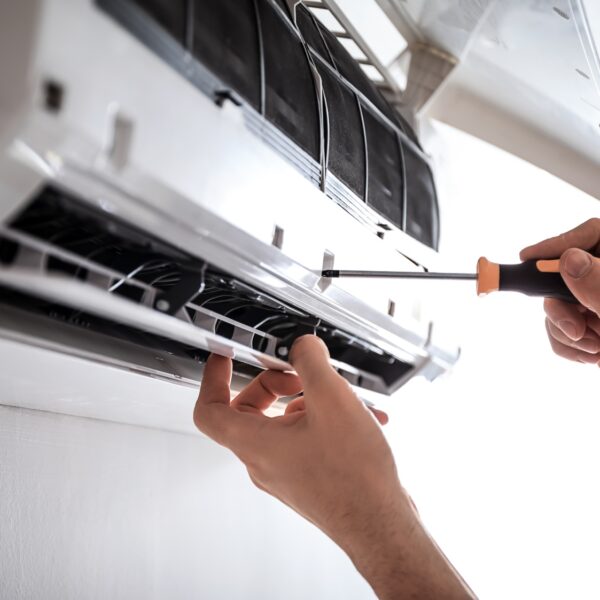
323, 219, 600, 362
521, 218, 600, 364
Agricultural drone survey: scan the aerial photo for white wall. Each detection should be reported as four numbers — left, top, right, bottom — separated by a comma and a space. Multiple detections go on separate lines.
0, 404, 373, 600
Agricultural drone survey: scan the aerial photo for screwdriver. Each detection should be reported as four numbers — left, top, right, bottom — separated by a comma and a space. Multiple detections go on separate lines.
322, 257, 576, 302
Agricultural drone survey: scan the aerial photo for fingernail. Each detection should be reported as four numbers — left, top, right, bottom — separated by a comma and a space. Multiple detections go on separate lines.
565, 250, 592, 278
558, 320, 578, 340
579, 338, 600, 354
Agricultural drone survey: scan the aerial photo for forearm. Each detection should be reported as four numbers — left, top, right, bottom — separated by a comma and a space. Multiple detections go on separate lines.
195, 339, 476, 599
338, 495, 476, 600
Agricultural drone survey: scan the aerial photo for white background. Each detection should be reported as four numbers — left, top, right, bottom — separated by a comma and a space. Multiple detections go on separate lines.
386, 121, 600, 599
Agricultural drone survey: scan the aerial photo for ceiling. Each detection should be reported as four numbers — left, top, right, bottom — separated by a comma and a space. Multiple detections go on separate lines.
367, 0, 600, 200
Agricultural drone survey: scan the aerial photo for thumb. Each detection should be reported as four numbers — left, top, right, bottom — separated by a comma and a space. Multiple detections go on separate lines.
560, 249, 600, 314
289, 335, 346, 399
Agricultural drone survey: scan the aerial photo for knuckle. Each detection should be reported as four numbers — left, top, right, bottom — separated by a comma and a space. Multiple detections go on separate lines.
543, 298, 561, 320
247, 470, 267, 492
545, 318, 558, 340
587, 217, 600, 231
244, 454, 269, 480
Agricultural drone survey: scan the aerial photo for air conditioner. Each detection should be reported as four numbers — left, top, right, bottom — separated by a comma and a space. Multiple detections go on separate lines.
0, 0, 459, 414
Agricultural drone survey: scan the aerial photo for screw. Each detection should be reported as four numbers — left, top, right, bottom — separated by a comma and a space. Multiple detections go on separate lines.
156, 299, 170, 312
277, 346, 289, 357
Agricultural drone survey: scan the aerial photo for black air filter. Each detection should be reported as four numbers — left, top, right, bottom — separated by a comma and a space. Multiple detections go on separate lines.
131, 0, 187, 44
271, 0, 291, 18
314, 22, 396, 123
257, 0, 320, 160
403, 143, 439, 250
97, 0, 440, 249
363, 108, 403, 228
192, 0, 261, 110
318, 64, 365, 199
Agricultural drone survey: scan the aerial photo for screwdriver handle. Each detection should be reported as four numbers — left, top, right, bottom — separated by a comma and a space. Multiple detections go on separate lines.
477, 258, 576, 302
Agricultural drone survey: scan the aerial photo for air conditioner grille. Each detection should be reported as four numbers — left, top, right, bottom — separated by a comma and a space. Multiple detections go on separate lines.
1, 185, 414, 393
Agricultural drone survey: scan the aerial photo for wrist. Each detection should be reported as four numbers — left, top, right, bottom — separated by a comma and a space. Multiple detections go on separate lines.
339, 489, 476, 600
344, 493, 419, 595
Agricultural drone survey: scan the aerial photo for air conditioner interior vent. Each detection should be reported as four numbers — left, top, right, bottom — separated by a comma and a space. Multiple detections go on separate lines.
0, 186, 414, 394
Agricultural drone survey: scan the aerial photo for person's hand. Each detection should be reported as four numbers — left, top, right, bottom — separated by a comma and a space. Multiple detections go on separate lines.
521, 218, 600, 364
194, 335, 475, 599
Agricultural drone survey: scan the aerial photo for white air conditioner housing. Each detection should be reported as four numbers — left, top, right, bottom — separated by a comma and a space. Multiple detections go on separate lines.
0, 0, 459, 423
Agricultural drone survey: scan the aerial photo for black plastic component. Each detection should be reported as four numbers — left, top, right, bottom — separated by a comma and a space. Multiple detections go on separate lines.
0, 238, 19, 265
318, 64, 365, 198
131, 0, 187, 44
47, 256, 88, 281
325, 334, 412, 387
403, 143, 439, 249
113, 282, 146, 302
0, 285, 264, 380
10, 187, 196, 272
192, 0, 261, 110
154, 269, 207, 315
363, 108, 403, 227
499, 261, 575, 302
257, 0, 320, 160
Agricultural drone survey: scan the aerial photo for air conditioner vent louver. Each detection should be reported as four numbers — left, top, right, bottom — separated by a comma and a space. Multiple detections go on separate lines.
0, 186, 414, 394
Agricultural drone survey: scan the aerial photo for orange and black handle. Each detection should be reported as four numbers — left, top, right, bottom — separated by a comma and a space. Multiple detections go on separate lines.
477, 258, 576, 302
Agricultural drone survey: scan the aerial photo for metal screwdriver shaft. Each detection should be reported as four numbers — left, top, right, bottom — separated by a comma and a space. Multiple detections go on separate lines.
321, 269, 477, 280
321, 257, 576, 303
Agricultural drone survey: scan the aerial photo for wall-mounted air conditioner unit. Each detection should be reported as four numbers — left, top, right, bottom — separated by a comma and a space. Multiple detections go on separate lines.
0, 0, 458, 419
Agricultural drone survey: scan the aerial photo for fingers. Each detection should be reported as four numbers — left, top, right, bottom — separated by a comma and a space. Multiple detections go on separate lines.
545, 320, 600, 364
560, 249, 600, 315
544, 298, 587, 341
288, 335, 346, 400
284, 396, 306, 415
232, 371, 303, 413
585, 311, 600, 337
546, 319, 600, 354
194, 354, 261, 448
195, 354, 233, 411
520, 218, 600, 261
